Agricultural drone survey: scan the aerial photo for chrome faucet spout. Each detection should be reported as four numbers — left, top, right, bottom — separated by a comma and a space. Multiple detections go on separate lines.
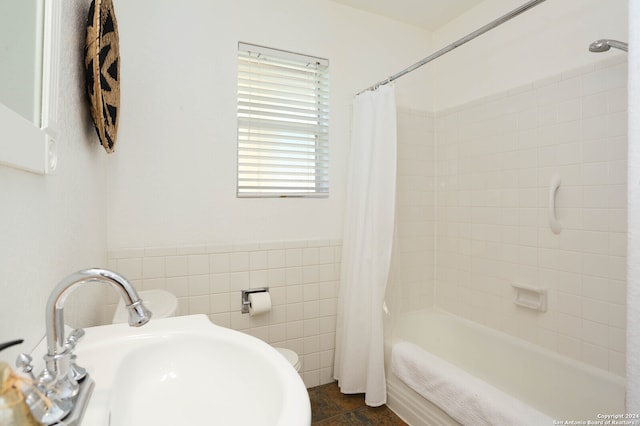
27, 268, 152, 425
45, 268, 151, 359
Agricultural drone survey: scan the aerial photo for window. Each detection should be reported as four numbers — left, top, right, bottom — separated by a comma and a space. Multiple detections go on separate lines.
237, 42, 329, 197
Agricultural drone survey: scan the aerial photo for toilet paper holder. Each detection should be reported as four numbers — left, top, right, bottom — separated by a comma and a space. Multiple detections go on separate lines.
241, 287, 269, 314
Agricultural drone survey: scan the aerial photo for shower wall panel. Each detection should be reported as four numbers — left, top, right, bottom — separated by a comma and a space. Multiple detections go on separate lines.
434, 56, 627, 376
393, 108, 436, 313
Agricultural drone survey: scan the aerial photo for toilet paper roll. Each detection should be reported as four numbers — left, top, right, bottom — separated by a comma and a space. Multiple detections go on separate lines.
248, 292, 271, 316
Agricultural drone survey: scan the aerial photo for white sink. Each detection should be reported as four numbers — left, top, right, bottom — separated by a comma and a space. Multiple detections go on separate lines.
69, 315, 310, 426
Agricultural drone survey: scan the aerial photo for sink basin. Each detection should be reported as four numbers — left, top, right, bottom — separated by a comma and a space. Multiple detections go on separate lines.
66, 315, 310, 425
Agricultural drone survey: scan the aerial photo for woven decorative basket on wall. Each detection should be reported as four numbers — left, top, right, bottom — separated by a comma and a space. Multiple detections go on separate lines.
84, 0, 120, 153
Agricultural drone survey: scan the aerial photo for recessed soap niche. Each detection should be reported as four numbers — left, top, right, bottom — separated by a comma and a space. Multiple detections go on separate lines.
512, 283, 547, 312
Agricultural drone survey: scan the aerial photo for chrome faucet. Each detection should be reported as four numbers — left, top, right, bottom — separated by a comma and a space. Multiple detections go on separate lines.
18, 268, 152, 425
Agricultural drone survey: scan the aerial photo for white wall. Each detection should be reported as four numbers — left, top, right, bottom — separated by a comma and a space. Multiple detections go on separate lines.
432, 0, 628, 110
626, 0, 640, 412
0, 0, 107, 363
106, 0, 432, 249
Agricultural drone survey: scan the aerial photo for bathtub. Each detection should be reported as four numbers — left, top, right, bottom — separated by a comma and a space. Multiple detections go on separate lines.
385, 309, 626, 425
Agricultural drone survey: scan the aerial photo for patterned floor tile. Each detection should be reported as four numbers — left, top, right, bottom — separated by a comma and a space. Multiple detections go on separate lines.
308, 382, 407, 425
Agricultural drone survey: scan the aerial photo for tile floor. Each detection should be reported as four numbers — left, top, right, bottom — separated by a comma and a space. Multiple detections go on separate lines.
308, 382, 407, 425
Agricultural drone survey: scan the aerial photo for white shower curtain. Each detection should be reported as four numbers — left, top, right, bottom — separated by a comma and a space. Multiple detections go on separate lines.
334, 84, 397, 407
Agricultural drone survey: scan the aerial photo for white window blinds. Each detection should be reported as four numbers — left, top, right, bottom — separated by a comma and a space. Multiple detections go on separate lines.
237, 42, 329, 197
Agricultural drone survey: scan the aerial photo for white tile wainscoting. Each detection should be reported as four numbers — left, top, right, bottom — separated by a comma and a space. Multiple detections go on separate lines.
106, 239, 341, 388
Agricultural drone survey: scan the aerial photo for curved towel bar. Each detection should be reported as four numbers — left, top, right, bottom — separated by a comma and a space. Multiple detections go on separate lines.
548, 174, 562, 234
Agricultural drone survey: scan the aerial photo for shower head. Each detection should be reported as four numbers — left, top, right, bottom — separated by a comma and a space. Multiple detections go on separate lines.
589, 39, 628, 53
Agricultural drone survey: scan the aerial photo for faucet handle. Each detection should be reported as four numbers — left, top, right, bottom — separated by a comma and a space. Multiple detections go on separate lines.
64, 329, 88, 381
64, 328, 85, 350
68, 354, 87, 382
16, 352, 36, 380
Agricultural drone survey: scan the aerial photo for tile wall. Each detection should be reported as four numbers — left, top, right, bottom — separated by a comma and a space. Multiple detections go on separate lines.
106, 239, 341, 388
390, 109, 436, 313
435, 55, 628, 375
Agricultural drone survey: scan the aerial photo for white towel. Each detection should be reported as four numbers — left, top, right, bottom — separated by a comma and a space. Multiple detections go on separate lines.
391, 341, 553, 426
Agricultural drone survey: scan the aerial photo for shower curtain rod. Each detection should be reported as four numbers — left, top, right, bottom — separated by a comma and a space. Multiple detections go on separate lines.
357, 0, 547, 95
